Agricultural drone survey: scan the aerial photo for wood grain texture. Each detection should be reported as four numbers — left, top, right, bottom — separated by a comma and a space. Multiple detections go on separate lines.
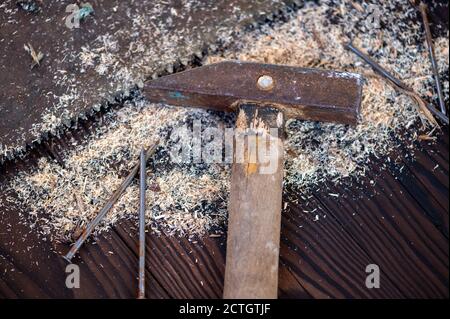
0, 123, 448, 299
0, 0, 304, 161
315, 152, 449, 298
224, 104, 285, 299
280, 192, 405, 299
1, 0, 448, 300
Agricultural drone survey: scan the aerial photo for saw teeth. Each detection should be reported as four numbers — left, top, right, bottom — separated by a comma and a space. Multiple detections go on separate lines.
41, 131, 49, 140
194, 50, 203, 59
172, 60, 181, 71
282, 5, 292, 14
79, 111, 87, 120
101, 104, 109, 112
86, 107, 95, 117
156, 66, 167, 77
24, 144, 32, 154
209, 44, 218, 53
165, 64, 174, 74
124, 91, 132, 99
54, 128, 62, 137
180, 57, 189, 66
1, 1, 304, 167
63, 118, 72, 128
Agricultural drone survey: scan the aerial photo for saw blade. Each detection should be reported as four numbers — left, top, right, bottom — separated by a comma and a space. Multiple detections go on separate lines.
0, 0, 302, 165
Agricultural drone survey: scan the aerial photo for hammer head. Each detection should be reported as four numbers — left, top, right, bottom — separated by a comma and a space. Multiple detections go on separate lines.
144, 61, 363, 125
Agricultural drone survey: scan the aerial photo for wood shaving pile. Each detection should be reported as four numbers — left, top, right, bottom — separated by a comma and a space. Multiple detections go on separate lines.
10, 99, 230, 241
7, 0, 449, 240
23, 0, 276, 146
208, 0, 449, 188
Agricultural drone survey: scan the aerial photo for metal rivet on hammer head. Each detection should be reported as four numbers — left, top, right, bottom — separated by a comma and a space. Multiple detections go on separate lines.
257, 75, 274, 91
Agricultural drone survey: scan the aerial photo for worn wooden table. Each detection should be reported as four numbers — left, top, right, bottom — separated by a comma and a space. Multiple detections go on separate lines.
0, 125, 448, 298
0, 0, 448, 299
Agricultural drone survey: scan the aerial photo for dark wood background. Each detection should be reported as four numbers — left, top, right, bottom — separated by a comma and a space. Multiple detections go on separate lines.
0, 120, 447, 299
0, 0, 448, 299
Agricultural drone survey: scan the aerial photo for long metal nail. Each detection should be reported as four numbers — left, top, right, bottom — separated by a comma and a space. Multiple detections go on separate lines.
427, 102, 449, 125
345, 42, 448, 125
419, 2, 447, 115
345, 42, 410, 91
137, 148, 146, 299
63, 140, 159, 263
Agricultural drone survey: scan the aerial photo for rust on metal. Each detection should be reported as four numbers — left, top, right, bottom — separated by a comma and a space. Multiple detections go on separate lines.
63, 141, 159, 263
345, 43, 410, 91
419, 2, 447, 115
144, 61, 363, 125
345, 42, 448, 126
0, 0, 296, 163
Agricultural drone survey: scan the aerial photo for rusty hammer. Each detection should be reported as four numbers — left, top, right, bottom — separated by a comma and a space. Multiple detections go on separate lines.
144, 61, 363, 298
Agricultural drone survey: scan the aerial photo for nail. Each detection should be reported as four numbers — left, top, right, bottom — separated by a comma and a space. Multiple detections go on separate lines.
419, 2, 446, 115
63, 140, 159, 263
345, 42, 447, 125
345, 42, 409, 91
137, 148, 147, 299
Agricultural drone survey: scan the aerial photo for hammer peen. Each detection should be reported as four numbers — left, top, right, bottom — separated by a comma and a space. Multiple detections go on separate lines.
144, 61, 363, 298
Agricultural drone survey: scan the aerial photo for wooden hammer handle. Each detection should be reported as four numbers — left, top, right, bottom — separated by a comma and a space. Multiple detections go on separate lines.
223, 104, 284, 299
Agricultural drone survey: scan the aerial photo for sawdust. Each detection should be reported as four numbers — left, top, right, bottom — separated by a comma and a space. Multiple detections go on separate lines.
9, 99, 230, 240
24, 0, 282, 149
1, 0, 288, 160
6, 0, 449, 240
208, 0, 449, 188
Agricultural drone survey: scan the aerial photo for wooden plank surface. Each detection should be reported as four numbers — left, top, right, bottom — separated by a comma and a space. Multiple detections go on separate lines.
0, 128, 448, 298
0, 0, 448, 300
0, 0, 300, 161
